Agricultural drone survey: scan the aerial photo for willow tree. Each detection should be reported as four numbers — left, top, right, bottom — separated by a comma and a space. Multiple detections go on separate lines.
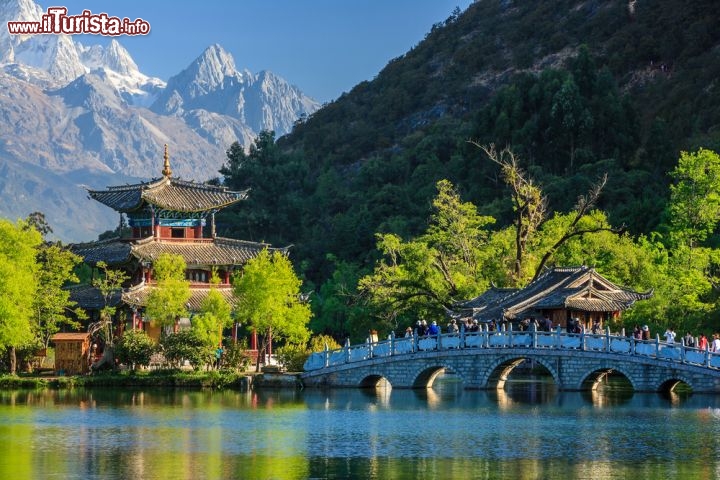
0, 219, 42, 374
233, 249, 311, 371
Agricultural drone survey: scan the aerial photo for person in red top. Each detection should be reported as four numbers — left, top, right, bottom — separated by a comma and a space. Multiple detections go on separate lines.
698, 334, 709, 351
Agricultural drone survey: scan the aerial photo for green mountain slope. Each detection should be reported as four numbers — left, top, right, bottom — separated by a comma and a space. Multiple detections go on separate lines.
218, 0, 720, 285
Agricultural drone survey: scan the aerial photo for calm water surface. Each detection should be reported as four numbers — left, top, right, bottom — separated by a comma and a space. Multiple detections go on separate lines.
1, 376, 719, 479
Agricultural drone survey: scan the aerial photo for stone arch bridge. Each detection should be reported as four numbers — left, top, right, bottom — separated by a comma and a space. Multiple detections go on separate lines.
301, 329, 720, 393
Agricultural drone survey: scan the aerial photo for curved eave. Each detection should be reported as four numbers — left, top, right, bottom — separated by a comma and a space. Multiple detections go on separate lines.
129, 236, 282, 267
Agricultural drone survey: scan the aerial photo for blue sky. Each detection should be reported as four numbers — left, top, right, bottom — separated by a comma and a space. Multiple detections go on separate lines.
40, 1, 473, 103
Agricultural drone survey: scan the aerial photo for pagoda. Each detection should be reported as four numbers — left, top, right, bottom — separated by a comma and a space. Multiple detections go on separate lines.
71, 145, 285, 339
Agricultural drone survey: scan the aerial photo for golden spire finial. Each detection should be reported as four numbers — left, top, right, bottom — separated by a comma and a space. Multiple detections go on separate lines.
162, 144, 172, 177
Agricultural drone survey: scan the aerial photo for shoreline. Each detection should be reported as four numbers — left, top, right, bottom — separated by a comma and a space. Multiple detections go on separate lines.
0, 370, 303, 390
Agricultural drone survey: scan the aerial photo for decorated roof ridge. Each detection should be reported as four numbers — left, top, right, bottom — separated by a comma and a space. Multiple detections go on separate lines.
486, 268, 583, 316
87, 176, 165, 193
69, 236, 127, 248
88, 176, 249, 196
214, 236, 290, 251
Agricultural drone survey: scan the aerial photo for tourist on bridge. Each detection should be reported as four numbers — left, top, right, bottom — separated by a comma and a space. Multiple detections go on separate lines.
641, 325, 651, 340
633, 325, 642, 339
711, 334, 720, 352
428, 321, 440, 336
664, 327, 676, 344
699, 334, 708, 351
683, 332, 695, 348
447, 319, 459, 334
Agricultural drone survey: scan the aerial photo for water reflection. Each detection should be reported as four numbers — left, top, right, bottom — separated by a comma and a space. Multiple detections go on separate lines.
2, 381, 720, 479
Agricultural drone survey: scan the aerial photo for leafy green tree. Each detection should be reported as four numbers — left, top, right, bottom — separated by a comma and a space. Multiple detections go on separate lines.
160, 329, 214, 371
666, 148, 720, 250
91, 261, 130, 358
233, 249, 311, 371
93, 261, 129, 323
115, 329, 156, 370
145, 253, 191, 330
33, 244, 85, 351
0, 219, 42, 374
359, 180, 496, 329
193, 287, 232, 348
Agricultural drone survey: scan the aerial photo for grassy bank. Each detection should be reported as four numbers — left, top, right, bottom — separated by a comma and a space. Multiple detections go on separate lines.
0, 370, 252, 390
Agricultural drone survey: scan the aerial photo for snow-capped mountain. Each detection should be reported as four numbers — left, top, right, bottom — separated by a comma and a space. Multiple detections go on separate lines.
0, 0, 321, 242
152, 44, 319, 145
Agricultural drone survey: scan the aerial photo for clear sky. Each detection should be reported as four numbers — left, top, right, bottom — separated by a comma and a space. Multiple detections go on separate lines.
39, 0, 473, 103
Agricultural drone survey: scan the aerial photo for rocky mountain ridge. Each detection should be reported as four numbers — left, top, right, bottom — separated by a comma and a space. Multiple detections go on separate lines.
0, 0, 319, 241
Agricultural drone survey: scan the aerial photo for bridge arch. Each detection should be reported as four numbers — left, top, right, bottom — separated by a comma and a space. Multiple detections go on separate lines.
482, 355, 560, 390
358, 373, 391, 389
655, 374, 694, 394
577, 365, 637, 392
410, 363, 468, 389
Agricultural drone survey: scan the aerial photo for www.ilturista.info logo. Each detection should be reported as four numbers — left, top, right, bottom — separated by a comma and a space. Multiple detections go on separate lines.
7, 7, 150, 36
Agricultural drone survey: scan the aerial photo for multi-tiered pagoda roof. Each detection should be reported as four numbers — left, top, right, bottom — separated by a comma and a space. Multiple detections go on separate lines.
70, 145, 285, 315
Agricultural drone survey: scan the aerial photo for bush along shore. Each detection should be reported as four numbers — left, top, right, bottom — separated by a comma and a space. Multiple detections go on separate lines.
0, 370, 275, 390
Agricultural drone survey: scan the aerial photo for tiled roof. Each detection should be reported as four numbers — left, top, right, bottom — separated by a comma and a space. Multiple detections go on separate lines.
69, 238, 133, 265
70, 236, 283, 267
122, 284, 236, 311
88, 177, 248, 213
130, 237, 280, 266
455, 266, 653, 321
67, 284, 122, 310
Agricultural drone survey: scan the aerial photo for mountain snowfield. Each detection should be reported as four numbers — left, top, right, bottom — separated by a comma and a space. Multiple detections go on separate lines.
0, 0, 320, 241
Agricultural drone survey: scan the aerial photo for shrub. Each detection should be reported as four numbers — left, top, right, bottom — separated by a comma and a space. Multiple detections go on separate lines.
115, 330, 156, 370
309, 334, 342, 352
221, 339, 253, 372
160, 329, 214, 371
275, 344, 309, 372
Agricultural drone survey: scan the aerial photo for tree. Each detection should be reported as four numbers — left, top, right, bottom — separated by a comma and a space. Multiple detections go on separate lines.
476, 144, 546, 285
0, 219, 42, 374
193, 284, 233, 348
33, 244, 85, 352
160, 329, 214, 370
666, 148, 720, 250
358, 180, 496, 329
91, 260, 130, 357
145, 253, 191, 330
115, 329, 156, 370
233, 249, 311, 371
477, 144, 620, 284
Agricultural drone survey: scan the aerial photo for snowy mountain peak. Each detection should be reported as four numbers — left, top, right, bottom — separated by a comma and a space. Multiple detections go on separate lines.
189, 43, 242, 91
78, 39, 139, 77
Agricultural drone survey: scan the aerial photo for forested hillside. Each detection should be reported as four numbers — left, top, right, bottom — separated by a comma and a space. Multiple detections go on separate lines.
216, 0, 720, 338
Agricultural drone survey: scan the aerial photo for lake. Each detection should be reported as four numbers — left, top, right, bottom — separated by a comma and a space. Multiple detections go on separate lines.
1, 375, 719, 479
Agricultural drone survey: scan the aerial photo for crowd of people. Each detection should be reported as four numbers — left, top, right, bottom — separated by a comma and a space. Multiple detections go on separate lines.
404, 317, 720, 354
617, 324, 720, 352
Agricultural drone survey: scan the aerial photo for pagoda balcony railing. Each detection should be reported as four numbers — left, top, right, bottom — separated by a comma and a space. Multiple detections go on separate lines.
136, 237, 215, 243
144, 280, 233, 288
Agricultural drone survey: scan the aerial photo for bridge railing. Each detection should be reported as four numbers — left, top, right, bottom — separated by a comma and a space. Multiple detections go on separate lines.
303, 327, 720, 372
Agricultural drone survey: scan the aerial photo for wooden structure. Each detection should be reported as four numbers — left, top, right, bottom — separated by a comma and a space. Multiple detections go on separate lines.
452, 266, 653, 331
69, 145, 283, 350
51, 332, 91, 375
